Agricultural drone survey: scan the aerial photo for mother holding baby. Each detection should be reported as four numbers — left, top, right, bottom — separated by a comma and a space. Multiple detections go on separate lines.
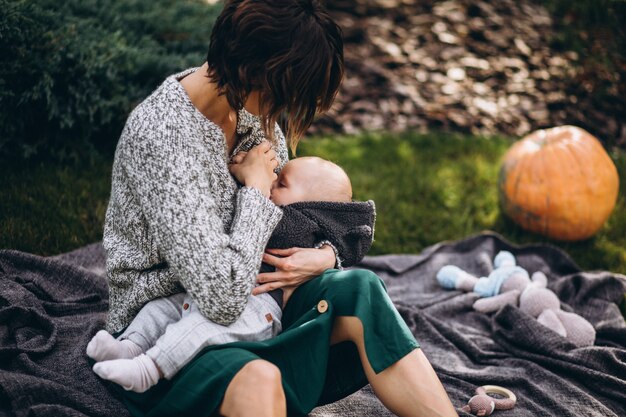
99, 0, 456, 416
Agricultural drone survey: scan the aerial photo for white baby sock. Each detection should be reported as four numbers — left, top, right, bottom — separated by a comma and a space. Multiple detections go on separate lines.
92, 354, 160, 393
86, 330, 143, 361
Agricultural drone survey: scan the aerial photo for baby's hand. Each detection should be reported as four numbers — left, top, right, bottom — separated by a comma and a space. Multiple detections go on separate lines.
228, 142, 278, 198
229, 151, 247, 165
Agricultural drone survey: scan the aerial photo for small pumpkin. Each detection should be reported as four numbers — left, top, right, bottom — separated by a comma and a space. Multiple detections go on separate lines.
498, 126, 619, 241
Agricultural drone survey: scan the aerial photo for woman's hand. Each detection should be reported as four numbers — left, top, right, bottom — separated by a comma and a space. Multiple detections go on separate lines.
252, 245, 336, 296
228, 141, 278, 198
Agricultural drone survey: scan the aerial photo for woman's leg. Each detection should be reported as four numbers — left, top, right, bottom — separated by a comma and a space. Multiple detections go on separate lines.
218, 360, 287, 417
331, 316, 457, 417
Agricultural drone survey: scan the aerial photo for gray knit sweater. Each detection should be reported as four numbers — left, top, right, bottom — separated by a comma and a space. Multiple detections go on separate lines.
103, 67, 290, 334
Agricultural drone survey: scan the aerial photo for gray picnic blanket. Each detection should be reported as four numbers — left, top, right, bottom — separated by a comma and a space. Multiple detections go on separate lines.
1, 232, 625, 417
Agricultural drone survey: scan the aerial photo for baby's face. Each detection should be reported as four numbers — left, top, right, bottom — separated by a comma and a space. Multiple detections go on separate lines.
269, 159, 312, 206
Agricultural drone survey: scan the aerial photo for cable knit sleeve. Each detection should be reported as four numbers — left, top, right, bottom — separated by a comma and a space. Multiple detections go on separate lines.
121, 123, 283, 326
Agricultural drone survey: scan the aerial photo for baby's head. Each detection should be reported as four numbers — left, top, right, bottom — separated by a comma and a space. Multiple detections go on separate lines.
270, 157, 352, 206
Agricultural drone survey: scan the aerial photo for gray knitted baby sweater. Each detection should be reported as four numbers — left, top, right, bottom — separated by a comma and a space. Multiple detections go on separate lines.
103, 67, 290, 334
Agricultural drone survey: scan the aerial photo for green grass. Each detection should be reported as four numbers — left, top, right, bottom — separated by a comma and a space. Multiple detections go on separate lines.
1, 131, 625, 276
0, 157, 112, 255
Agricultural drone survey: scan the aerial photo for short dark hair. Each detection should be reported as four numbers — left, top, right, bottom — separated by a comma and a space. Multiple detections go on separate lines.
206, 0, 344, 153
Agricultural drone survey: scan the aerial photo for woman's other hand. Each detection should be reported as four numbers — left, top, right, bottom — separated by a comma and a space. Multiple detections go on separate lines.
253, 246, 336, 295
229, 141, 278, 198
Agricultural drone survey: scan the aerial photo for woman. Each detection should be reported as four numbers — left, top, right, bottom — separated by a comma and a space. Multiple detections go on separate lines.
101, 0, 457, 416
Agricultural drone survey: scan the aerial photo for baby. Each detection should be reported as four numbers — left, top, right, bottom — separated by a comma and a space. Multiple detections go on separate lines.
87, 156, 375, 392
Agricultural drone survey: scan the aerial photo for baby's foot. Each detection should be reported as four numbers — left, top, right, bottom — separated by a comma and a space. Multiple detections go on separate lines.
92, 354, 160, 393
86, 330, 143, 361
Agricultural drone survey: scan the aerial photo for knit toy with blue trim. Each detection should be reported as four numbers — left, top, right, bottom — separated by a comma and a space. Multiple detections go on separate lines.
436, 251, 596, 347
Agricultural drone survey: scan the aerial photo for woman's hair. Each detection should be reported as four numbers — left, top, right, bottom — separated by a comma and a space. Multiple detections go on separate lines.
206, 0, 344, 153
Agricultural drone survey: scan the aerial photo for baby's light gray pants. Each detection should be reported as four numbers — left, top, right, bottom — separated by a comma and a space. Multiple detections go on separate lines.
118, 292, 282, 379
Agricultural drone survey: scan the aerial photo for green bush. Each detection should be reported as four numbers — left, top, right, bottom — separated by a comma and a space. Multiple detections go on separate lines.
0, 0, 222, 165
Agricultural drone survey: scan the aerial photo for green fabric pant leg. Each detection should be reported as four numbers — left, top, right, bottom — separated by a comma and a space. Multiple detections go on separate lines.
113, 268, 420, 417
282, 268, 420, 407
285, 268, 420, 373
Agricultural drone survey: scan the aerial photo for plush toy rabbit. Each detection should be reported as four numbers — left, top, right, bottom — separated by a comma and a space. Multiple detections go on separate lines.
437, 251, 595, 347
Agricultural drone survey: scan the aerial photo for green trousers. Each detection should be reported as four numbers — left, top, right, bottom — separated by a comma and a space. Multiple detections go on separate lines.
116, 268, 419, 416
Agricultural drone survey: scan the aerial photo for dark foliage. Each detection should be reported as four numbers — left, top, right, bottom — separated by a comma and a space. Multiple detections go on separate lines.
0, 0, 221, 165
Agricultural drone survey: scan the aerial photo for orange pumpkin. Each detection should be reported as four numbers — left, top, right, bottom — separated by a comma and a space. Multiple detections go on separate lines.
498, 126, 619, 241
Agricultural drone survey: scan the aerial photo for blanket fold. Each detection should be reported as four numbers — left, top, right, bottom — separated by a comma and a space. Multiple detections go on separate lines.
0, 249, 129, 417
